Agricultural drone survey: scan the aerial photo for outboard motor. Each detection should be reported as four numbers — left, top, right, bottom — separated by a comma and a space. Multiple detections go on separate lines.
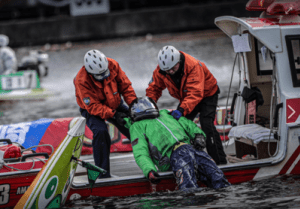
18, 50, 49, 79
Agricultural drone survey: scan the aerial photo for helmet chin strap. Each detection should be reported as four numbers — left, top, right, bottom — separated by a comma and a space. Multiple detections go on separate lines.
93, 70, 110, 81
93, 76, 104, 82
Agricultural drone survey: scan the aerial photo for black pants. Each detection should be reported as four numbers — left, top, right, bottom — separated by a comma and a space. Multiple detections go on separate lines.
80, 108, 130, 178
185, 90, 227, 165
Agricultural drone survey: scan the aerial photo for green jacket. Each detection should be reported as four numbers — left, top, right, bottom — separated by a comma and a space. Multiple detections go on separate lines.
125, 109, 205, 178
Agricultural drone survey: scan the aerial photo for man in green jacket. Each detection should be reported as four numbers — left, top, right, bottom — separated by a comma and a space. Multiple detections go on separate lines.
126, 97, 230, 192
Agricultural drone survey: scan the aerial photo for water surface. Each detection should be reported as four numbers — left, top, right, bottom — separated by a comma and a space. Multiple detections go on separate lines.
63, 175, 300, 209
0, 30, 238, 124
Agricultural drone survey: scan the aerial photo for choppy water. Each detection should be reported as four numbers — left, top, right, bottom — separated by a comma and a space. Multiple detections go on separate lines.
3, 30, 297, 208
62, 175, 300, 209
0, 29, 239, 124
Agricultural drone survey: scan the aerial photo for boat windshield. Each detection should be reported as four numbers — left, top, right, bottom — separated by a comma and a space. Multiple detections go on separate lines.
286, 35, 300, 87
255, 38, 273, 76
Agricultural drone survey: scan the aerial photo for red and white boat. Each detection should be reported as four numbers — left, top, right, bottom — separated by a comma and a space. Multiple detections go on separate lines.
0, 116, 133, 208
67, 0, 300, 202
1, 0, 300, 208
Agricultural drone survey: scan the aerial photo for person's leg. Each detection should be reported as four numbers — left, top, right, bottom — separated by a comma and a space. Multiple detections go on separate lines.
80, 108, 111, 178
194, 149, 230, 189
198, 94, 227, 165
170, 145, 200, 192
107, 118, 130, 139
186, 98, 222, 164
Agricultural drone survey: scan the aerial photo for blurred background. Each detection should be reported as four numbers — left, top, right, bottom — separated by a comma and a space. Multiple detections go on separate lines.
0, 0, 260, 124
0, 0, 259, 47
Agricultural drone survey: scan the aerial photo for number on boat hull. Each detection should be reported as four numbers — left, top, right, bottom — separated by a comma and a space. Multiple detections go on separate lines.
0, 184, 10, 205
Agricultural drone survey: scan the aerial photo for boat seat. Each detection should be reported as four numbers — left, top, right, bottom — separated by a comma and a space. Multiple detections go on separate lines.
228, 124, 277, 159
228, 124, 275, 143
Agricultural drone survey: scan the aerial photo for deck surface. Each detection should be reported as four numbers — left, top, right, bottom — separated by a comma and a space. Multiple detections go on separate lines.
73, 146, 256, 184
76, 152, 143, 178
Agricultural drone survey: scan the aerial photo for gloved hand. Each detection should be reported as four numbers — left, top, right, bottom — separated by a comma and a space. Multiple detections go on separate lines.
113, 111, 128, 126
127, 98, 138, 118
118, 103, 130, 116
191, 134, 206, 150
170, 107, 184, 120
129, 98, 138, 107
148, 170, 161, 184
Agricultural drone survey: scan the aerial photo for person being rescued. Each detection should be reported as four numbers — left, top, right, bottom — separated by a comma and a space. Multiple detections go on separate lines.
125, 97, 230, 192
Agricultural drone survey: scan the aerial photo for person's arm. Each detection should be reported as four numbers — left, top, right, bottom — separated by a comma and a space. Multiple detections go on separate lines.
146, 67, 166, 103
177, 116, 206, 140
75, 80, 116, 119
125, 117, 161, 182
178, 116, 206, 150
114, 61, 137, 105
179, 63, 206, 116
130, 123, 157, 178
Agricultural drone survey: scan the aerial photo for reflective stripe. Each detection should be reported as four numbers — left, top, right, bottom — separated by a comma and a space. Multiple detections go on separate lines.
156, 118, 179, 142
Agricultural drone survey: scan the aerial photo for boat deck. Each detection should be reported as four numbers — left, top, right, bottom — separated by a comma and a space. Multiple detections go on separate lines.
73, 149, 257, 185
76, 152, 143, 178
74, 152, 148, 185
72, 132, 280, 186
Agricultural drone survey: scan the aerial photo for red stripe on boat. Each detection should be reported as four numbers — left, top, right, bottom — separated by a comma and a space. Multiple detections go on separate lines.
279, 145, 300, 175
224, 168, 260, 184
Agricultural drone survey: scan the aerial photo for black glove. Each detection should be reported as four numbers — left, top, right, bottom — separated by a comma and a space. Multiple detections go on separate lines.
113, 111, 127, 126
117, 99, 130, 116
191, 134, 206, 150
148, 170, 160, 184
129, 98, 138, 108
118, 105, 130, 117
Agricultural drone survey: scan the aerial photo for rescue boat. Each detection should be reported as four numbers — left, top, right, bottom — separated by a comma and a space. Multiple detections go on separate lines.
0, 117, 132, 208
66, 0, 300, 202
1, 0, 300, 207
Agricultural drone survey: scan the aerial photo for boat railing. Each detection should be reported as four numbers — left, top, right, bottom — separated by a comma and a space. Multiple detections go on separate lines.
0, 142, 55, 175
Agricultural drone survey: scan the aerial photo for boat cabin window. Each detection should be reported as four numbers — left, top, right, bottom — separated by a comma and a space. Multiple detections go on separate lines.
255, 38, 273, 76
286, 35, 300, 87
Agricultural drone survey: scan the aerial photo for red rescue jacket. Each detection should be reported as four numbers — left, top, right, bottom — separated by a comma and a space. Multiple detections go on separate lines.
146, 52, 218, 116
74, 58, 137, 119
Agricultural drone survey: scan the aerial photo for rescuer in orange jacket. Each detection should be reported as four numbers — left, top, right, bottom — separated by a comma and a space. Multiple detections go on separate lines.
146, 45, 227, 165
74, 49, 137, 178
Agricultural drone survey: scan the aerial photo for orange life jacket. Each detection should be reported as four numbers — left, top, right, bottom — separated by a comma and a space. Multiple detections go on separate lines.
146, 52, 218, 116
74, 58, 137, 119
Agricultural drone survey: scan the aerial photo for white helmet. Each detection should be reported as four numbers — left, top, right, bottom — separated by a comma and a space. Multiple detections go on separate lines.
157, 45, 180, 71
0, 35, 9, 47
84, 49, 108, 74
84, 49, 110, 81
